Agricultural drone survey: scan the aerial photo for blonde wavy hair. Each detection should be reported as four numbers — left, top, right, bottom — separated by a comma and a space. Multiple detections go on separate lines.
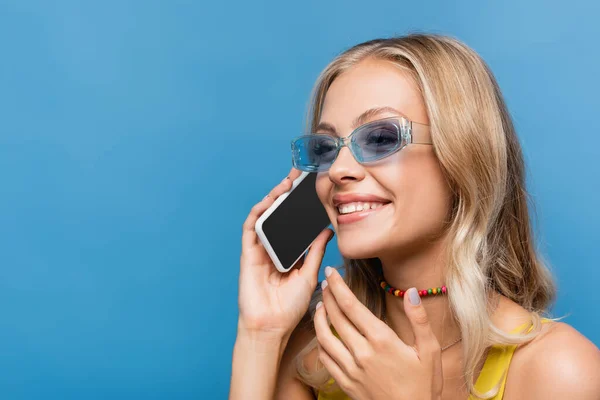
293, 33, 558, 399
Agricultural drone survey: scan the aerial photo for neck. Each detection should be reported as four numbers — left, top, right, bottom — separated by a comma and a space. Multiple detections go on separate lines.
379, 236, 461, 349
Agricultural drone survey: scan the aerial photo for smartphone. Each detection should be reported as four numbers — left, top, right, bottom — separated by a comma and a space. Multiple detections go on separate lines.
255, 171, 332, 273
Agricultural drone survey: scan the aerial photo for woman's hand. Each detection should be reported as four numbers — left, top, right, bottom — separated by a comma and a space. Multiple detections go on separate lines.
314, 267, 443, 400
238, 167, 334, 339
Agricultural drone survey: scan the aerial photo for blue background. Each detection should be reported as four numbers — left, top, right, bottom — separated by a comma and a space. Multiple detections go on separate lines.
0, 0, 598, 398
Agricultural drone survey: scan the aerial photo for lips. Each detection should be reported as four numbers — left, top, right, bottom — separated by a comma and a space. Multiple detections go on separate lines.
337, 201, 387, 215
332, 193, 392, 225
332, 193, 391, 207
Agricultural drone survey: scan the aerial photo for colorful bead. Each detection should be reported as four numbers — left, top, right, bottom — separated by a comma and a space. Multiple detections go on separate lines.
378, 278, 448, 298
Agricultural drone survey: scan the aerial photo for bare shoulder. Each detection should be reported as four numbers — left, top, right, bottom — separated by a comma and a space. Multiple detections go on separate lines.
275, 318, 319, 400
507, 321, 600, 399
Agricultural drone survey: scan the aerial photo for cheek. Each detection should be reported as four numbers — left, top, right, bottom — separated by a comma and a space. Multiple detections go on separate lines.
316, 173, 336, 221
407, 180, 452, 227
386, 152, 453, 235
412, 178, 451, 235
315, 172, 330, 204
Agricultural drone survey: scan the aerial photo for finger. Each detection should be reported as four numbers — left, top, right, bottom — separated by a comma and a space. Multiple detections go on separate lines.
321, 278, 369, 359
298, 229, 334, 286
289, 253, 306, 272
323, 266, 388, 340
241, 174, 295, 249
287, 166, 302, 182
316, 340, 351, 392
241, 195, 273, 249
403, 287, 440, 360
266, 172, 296, 199
313, 301, 356, 377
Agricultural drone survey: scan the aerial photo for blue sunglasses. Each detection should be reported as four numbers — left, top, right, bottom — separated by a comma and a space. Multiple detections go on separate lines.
291, 116, 432, 172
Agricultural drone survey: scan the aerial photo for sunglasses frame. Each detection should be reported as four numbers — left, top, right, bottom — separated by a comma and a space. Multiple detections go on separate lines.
291, 116, 432, 172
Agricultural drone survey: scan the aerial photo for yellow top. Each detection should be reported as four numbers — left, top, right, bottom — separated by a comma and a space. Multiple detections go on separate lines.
317, 318, 552, 400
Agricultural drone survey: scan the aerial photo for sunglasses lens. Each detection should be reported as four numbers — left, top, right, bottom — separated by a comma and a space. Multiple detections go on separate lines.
352, 120, 401, 162
292, 135, 338, 172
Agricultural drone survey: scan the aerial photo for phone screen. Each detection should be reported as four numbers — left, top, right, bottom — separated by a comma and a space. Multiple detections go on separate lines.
261, 173, 331, 270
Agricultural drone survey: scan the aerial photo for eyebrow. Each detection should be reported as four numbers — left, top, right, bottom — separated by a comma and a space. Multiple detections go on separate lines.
315, 106, 406, 135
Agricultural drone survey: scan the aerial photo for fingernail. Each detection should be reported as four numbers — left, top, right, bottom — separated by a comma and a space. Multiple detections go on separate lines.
321, 280, 328, 290
325, 266, 333, 277
409, 288, 421, 305
316, 301, 323, 309
264, 194, 270, 200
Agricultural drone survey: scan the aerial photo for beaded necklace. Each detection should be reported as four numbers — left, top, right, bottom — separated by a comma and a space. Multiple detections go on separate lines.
379, 277, 462, 352
379, 278, 447, 298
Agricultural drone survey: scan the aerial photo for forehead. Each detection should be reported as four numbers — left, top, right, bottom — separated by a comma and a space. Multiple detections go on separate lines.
319, 59, 429, 133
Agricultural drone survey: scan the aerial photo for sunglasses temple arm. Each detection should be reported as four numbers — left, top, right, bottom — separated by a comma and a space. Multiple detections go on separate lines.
409, 122, 433, 144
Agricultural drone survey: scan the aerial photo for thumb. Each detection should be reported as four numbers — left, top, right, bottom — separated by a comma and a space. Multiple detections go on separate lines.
403, 287, 439, 357
299, 228, 335, 286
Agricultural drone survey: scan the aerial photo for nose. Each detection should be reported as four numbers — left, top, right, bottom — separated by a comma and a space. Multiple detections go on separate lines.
328, 145, 366, 185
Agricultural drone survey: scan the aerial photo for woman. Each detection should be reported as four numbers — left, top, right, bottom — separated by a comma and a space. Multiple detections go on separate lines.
230, 34, 600, 399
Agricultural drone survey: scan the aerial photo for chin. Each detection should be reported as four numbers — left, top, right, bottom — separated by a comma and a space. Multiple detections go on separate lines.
337, 238, 382, 260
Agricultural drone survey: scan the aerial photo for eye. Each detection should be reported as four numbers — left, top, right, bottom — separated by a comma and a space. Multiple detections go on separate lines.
311, 137, 336, 155
363, 126, 398, 146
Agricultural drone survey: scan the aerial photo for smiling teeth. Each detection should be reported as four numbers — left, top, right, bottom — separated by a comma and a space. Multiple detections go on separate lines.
337, 202, 386, 215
